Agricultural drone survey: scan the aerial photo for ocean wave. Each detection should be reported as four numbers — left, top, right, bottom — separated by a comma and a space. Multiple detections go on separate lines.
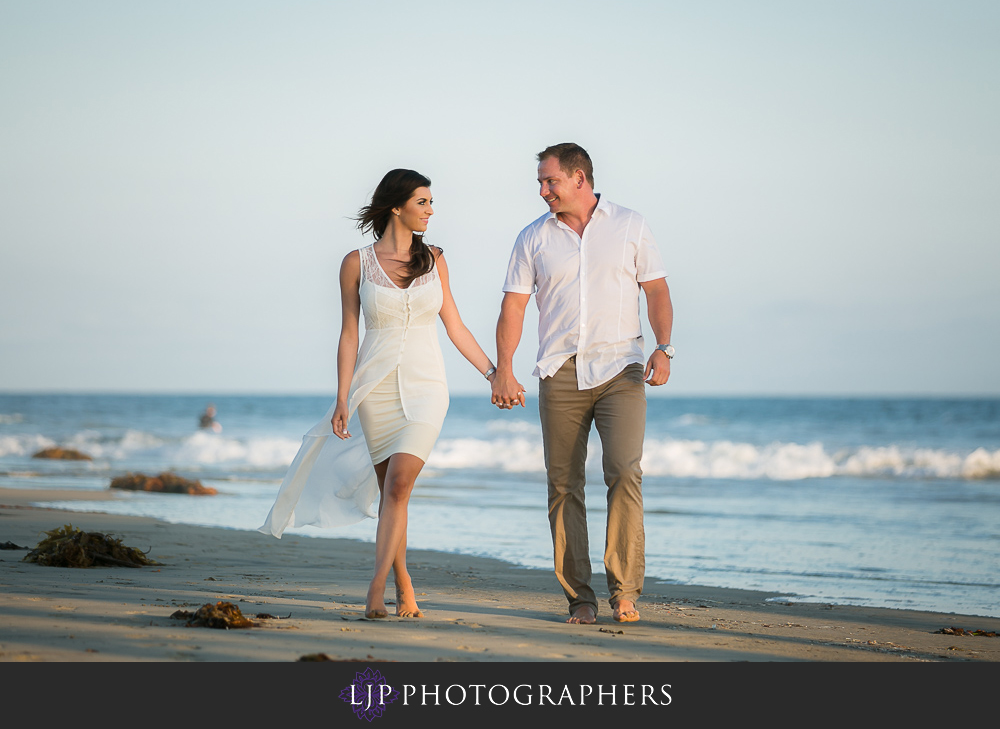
641, 440, 835, 480
0, 429, 301, 468
645, 440, 1000, 480
428, 436, 1000, 481
3, 427, 998, 480
839, 445, 1000, 480
62, 429, 165, 459
0, 434, 57, 457
171, 431, 301, 467
647, 440, 1000, 480
0, 413, 24, 424
428, 437, 545, 471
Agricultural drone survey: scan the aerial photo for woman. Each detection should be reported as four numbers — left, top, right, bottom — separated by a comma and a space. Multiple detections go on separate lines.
259, 169, 499, 619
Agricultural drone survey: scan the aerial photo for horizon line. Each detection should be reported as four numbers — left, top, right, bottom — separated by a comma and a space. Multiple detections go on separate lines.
2, 390, 999, 400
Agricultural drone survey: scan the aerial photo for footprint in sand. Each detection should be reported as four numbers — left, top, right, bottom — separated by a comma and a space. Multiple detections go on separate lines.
446, 619, 483, 628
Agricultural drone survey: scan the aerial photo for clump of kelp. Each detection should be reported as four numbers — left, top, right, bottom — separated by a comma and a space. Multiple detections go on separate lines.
171, 601, 269, 629
32, 447, 92, 461
936, 626, 997, 637
298, 653, 393, 662
23, 524, 159, 568
110, 472, 217, 495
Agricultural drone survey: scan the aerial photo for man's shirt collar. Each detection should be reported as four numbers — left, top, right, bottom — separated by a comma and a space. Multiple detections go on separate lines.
545, 193, 608, 226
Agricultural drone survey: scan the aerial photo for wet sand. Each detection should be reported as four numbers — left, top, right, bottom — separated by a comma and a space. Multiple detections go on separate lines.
2, 487, 998, 663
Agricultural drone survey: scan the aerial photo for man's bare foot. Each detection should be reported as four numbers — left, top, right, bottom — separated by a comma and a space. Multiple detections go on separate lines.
394, 580, 423, 618
612, 599, 640, 623
565, 604, 597, 624
365, 583, 388, 619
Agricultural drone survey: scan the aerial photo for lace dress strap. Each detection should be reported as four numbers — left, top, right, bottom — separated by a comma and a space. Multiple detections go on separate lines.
360, 245, 394, 288
361, 243, 440, 289
411, 261, 439, 288
409, 245, 442, 288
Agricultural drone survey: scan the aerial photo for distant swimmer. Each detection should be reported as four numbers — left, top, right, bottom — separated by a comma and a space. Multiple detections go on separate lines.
198, 404, 222, 433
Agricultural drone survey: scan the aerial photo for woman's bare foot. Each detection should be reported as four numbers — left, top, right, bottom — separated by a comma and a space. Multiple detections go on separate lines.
365, 583, 388, 619
566, 604, 597, 624
612, 599, 640, 623
394, 578, 423, 618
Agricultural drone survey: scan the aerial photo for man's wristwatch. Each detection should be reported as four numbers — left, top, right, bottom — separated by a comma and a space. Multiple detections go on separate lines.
655, 344, 675, 359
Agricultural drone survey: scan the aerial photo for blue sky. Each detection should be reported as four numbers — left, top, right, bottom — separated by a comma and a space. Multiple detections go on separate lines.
1, 1, 998, 396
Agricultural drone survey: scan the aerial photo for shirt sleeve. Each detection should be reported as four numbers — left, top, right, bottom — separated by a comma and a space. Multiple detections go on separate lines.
502, 229, 536, 294
635, 217, 667, 283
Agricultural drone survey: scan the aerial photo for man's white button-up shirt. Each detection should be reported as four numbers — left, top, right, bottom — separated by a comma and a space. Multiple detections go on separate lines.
502, 195, 667, 390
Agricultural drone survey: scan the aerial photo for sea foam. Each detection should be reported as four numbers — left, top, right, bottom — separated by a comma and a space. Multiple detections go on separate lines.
429, 436, 1000, 481
0, 434, 57, 457
0, 429, 301, 469
3, 426, 999, 481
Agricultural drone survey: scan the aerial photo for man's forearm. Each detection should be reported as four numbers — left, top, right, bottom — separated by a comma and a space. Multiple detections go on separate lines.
496, 294, 528, 373
644, 279, 674, 344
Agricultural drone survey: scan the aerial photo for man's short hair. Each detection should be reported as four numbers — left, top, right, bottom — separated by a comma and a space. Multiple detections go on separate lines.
537, 142, 595, 188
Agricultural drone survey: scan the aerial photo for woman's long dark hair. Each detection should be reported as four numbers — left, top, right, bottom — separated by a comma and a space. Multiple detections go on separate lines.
355, 169, 435, 288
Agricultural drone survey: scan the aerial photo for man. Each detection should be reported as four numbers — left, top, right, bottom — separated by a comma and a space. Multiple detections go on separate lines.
198, 404, 222, 433
491, 143, 673, 625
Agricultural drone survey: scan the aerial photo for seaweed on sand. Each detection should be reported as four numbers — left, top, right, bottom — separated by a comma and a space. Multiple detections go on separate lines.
170, 601, 262, 629
936, 626, 997, 637
32, 447, 93, 461
298, 653, 393, 662
22, 524, 159, 568
110, 472, 217, 495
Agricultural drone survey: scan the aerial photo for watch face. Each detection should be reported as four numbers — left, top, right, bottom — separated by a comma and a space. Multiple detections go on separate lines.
661, 345, 675, 357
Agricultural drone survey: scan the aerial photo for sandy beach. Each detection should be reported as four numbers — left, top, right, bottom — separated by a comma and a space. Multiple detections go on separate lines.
1, 486, 998, 664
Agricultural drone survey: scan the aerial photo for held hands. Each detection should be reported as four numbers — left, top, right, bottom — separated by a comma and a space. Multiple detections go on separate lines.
491, 371, 526, 410
331, 402, 351, 439
644, 349, 671, 386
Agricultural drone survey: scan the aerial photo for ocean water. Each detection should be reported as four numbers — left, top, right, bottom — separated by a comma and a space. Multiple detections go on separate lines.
1, 393, 998, 618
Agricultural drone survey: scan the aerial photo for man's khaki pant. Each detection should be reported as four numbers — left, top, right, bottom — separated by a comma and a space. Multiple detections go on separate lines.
538, 357, 646, 616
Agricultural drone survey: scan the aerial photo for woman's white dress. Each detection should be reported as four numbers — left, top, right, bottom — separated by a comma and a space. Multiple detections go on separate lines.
258, 244, 448, 538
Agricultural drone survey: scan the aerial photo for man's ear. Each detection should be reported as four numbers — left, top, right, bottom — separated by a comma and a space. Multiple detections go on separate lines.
575, 169, 585, 189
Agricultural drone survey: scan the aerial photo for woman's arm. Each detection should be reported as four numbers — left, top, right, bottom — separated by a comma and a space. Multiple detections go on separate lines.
332, 250, 362, 438
435, 251, 496, 381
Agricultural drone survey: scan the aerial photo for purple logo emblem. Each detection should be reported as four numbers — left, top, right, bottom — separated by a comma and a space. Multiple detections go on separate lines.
339, 667, 400, 721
